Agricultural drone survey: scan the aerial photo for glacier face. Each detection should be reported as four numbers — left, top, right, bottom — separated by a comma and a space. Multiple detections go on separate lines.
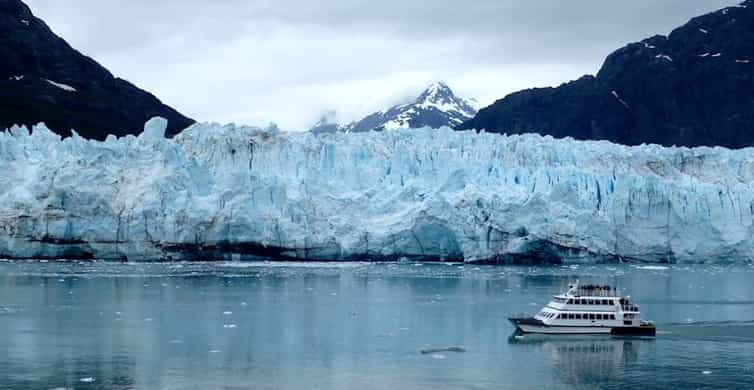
2, 118, 754, 263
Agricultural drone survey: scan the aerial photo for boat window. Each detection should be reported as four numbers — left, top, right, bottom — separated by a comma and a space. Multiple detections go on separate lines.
602, 299, 608, 305
610, 314, 616, 320
567, 299, 573, 304
569, 313, 575, 320
589, 314, 595, 320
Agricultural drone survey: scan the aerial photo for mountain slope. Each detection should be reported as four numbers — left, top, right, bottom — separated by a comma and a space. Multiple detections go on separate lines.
460, 1, 754, 148
0, 0, 194, 140
312, 82, 477, 134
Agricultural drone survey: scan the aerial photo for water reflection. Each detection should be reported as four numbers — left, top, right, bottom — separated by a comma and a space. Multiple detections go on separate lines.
1, 262, 754, 389
509, 334, 649, 385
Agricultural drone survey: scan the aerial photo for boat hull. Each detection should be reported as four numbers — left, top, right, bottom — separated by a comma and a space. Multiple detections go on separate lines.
509, 318, 656, 336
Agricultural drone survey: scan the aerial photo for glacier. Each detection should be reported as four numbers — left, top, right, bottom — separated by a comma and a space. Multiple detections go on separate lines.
2, 117, 754, 263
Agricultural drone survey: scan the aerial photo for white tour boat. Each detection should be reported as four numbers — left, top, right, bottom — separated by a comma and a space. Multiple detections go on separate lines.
509, 281, 656, 336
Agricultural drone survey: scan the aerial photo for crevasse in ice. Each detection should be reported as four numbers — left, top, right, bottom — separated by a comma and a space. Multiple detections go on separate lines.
1, 118, 753, 263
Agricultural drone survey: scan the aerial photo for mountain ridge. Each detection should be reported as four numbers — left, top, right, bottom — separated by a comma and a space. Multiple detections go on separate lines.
459, 1, 754, 148
0, 0, 194, 140
311, 82, 477, 134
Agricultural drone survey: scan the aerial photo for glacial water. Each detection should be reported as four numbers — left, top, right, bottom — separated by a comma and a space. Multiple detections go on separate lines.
1, 260, 753, 389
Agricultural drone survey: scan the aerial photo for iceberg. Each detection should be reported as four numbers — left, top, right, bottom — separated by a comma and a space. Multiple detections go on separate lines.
1, 118, 754, 263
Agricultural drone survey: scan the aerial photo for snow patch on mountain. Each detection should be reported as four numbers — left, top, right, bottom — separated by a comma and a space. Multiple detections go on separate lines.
45, 79, 77, 92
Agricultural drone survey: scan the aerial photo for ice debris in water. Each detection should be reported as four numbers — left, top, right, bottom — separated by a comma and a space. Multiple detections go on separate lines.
3, 119, 754, 263
79, 377, 95, 383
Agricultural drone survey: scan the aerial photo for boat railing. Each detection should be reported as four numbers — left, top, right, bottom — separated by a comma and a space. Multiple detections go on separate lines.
571, 289, 616, 297
569, 284, 618, 297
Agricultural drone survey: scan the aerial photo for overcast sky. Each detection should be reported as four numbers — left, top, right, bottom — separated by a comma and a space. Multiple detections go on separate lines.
25, 0, 741, 130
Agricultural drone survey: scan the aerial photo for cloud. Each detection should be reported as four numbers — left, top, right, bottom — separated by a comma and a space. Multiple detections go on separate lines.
25, 0, 742, 130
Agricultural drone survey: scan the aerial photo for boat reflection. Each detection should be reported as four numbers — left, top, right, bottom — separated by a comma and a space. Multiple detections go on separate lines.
508, 332, 652, 384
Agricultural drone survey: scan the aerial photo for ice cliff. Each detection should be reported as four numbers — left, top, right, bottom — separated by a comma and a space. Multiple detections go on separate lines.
2, 118, 754, 263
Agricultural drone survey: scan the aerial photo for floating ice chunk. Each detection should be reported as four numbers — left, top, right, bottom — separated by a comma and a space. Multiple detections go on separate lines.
736, 59, 751, 63
655, 54, 673, 62
223, 324, 237, 328
698, 52, 710, 57
20, 20, 30, 26
79, 377, 95, 383
431, 354, 446, 359
699, 28, 708, 34
45, 79, 77, 92
223, 311, 232, 315
711, 53, 722, 58
8, 75, 24, 81
702, 371, 712, 375
635, 265, 669, 270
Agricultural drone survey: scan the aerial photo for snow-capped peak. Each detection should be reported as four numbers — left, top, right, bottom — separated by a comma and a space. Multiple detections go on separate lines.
413, 81, 477, 118
417, 81, 454, 103
313, 82, 479, 133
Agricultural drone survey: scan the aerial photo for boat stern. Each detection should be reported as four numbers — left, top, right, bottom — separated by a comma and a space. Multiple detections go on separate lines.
610, 321, 656, 336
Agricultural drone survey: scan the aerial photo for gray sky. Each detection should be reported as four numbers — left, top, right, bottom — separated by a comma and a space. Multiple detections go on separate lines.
25, 0, 741, 130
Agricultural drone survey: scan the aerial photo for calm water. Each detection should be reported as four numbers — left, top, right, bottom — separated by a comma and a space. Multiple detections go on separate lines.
1, 261, 754, 389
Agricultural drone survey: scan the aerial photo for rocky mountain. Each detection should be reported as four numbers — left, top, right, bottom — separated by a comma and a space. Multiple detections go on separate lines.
460, 1, 754, 148
312, 82, 477, 134
0, 0, 194, 140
